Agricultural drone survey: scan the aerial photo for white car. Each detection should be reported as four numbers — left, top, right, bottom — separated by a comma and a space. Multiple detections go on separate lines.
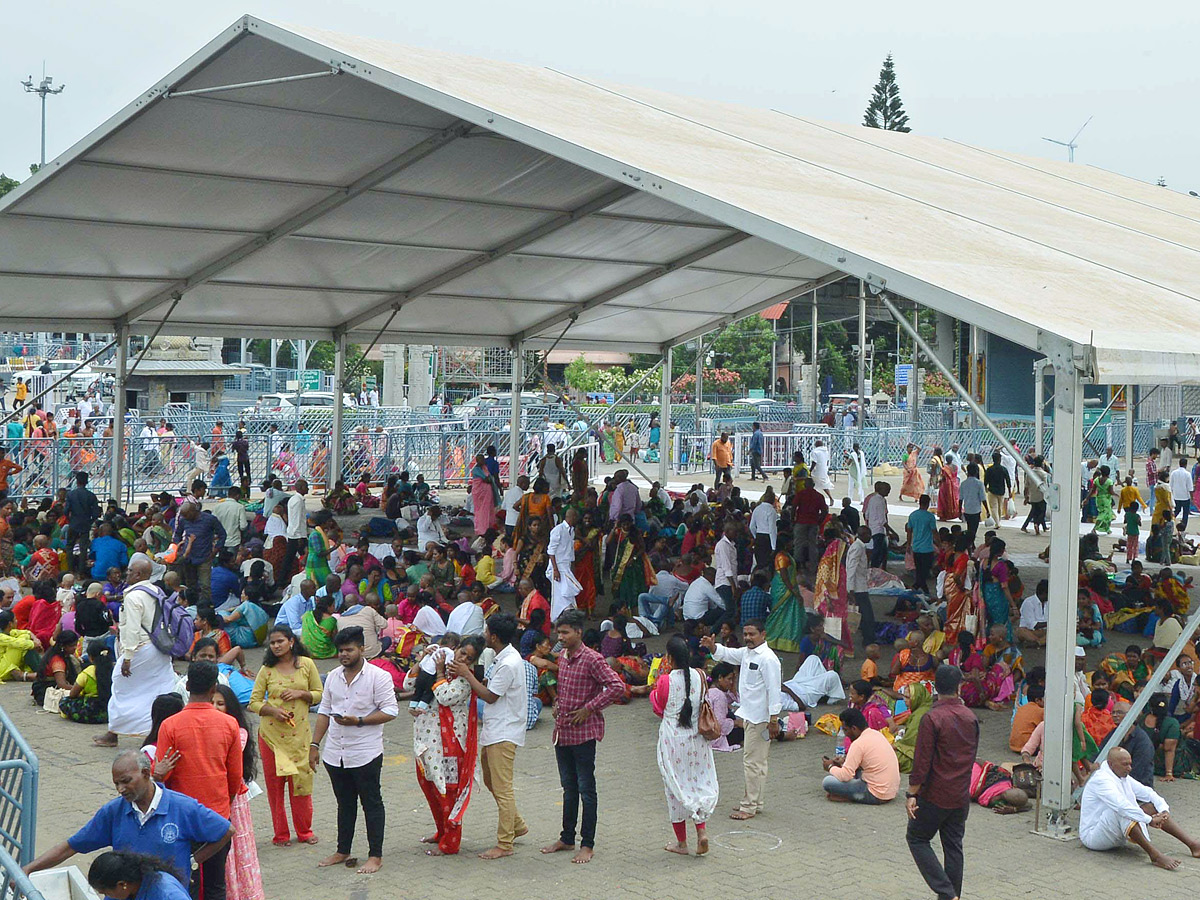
730, 397, 784, 409
242, 391, 352, 418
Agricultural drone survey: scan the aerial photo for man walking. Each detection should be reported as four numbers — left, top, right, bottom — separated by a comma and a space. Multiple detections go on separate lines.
312, 627, 398, 874
172, 501, 226, 604
710, 431, 733, 488
906, 494, 937, 596
282, 479, 310, 583
541, 609, 625, 864
748, 422, 765, 481
983, 451, 1011, 526
1169, 457, 1193, 532
792, 476, 828, 581
906, 665, 980, 900
847, 526, 874, 648
702, 620, 781, 820
154, 662, 242, 900
456, 613, 529, 860
546, 507, 579, 620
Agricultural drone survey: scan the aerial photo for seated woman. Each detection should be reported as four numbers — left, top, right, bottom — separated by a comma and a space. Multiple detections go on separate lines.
192, 637, 255, 705
217, 587, 271, 648
60, 637, 114, 724
322, 480, 358, 515
847, 679, 894, 732
31, 629, 81, 707
893, 683, 932, 773
1143, 693, 1198, 781
1076, 588, 1104, 647
1167, 655, 1198, 725
355, 470, 381, 509
781, 615, 847, 711
707, 662, 743, 752
945, 629, 1017, 711
301, 595, 338, 660
527, 631, 559, 704
0, 609, 40, 682
890, 631, 936, 696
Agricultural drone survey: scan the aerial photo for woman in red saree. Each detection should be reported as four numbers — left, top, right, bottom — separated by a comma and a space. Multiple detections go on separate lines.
812, 525, 851, 653
937, 460, 961, 520
411, 637, 482, 856
572, 510, 603, 615
942, 534, 978, 644
900, 444, 926, 502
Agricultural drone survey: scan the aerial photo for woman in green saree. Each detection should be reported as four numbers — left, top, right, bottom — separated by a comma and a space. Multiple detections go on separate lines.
766, 548, 806, 653
894, 683, 932, 774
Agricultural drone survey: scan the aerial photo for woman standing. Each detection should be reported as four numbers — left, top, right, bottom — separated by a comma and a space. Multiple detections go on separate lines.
513, 477, 553, 546
766, 547, 806, 653
249, 626, 323, 846
212, 685, 263, 900
941, 534, 977, 643
572, 510, 603, 615
937, 458, 961, 521
612, 522, 655, 613
305, 510, 333, 585
1088, 466, 1116, 534
980, 538, 1017, 641
652, 636, 718, 856
515, 515, 550, 596
470, 453, 499, 537
411, 636, 483, 856
900, 444, 926, 502
927, 446, 944, 498
812, 525, 851, 653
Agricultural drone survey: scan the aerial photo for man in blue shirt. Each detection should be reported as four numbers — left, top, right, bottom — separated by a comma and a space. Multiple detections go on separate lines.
90, 523, 130, 580
23, 751, 231, 885
739, 569, 772, 625
275, 578, 317, 632
172, 501, 227, 605
749, 422, 765, 482
316, 573, 345, 612
906, 494, 938, 596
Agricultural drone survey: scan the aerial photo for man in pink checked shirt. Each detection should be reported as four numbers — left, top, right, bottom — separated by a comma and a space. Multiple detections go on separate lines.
539, 609, 625, 865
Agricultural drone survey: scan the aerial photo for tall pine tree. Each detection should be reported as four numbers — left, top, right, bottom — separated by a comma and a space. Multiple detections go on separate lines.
863, 54, 911, 132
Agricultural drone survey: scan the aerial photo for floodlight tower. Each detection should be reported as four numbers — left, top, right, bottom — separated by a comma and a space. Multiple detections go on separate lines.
21, 65, 66, 167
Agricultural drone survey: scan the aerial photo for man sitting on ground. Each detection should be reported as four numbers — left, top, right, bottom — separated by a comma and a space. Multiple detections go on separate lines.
821, 708, 899, 804
1079, 747, 1200, 870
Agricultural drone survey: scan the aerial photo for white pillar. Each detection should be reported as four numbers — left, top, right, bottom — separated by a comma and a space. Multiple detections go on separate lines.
1034, 361, 1045, 457
330, 333, 346, 488
270, 338, 278, 370
857, 280, 866, 430
110, 325, 128, 503
1125, 384, 1135, 477
1042, 360, 1083, 821
810, 294, 819, 419
911, 305, 920, 427
509, 343, 524, 479
381, 344, 406, 406
933, 312, 956, 371
408, 345, 435, 409
239, 338, 248, 365
660, 347, 672, 485
694, 336, 703, 438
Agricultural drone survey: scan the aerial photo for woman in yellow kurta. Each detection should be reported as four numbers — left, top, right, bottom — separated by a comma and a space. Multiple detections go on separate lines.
1116, 477, 1142, 513
249, 625, 324, 846
0, 610, 38, 681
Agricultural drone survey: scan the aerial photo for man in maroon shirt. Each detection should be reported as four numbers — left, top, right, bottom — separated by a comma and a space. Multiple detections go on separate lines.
906, 665, 979, 900
791, 477, 828, 581
540, 609, 625, 864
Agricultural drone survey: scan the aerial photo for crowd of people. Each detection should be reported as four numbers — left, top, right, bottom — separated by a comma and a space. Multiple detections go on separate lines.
3, 422, 1200, 900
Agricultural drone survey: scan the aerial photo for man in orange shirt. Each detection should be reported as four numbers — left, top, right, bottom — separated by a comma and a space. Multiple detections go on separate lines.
0, 446, 23, 500
156, 661, 242, 900
710, 431, 734, 489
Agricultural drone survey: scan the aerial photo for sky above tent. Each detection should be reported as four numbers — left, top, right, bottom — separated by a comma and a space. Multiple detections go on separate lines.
3, 1, 1198, 193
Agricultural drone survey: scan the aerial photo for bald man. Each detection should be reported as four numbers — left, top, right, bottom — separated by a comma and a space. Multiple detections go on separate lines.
1080, 747, 1200, 869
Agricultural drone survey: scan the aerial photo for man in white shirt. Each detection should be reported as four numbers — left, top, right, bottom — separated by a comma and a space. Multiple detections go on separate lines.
501, 475, 528, 540
1098, 446, 1122, 480
1169, 457, 1194, 531
282, 480, 310, 584
810, 439, 834, 502
368, 388, 379, 408
862, 482, 893, 568
702, 621, 781, 819
545, 507, 579, 619
446, 590, 486, 637
1080, 748, 1200, 869
846, 526, 874, 646
211, 486, 249, 552
311, 626, 399, 874
1017, 578, 1049, 647
416, 506, 448, 552
637, 564, 689, 628
682, 567, 725, 626
712, 522, 739, 610
748, 494, 779, 571
454, 614, 528, 860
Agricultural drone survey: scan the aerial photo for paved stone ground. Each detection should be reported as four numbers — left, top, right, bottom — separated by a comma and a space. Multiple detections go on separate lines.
11, 456, 1200, 898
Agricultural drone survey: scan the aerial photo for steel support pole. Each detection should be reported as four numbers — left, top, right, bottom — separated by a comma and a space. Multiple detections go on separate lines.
110, 325, 128, 502
509, 343, 524, 479
1125, 384, 1135, 476
330, 334, 346, 489
857, 280, 866, 430
810, 293, 819, 420
1042, 362, 1083, 825
911, 304, 920, 427
1034, 360, 1047, 457
660, 347, 672, 485
695, 336, 703, 433
969, 325, 979, 429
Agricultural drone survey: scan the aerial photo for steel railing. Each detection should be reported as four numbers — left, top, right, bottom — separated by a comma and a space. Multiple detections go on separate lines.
0, 707, 39, 865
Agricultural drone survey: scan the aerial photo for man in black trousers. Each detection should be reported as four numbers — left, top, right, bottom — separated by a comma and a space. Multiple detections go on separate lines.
906, 664, 979, 900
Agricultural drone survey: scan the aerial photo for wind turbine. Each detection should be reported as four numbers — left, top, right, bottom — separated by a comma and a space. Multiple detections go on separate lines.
1043, 116, 1092, 163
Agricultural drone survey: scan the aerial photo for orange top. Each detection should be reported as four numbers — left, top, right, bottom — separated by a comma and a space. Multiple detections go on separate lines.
859, 658, 878, 682
156, 701, 243, 817
711, 439, 733, 468
0, 458, 22, 491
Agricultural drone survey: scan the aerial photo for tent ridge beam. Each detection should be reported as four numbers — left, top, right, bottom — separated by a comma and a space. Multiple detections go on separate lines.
334, 183, 637, 334
114, 118, 474, 327
164, 67, 340, 98
514, 231, 750, 342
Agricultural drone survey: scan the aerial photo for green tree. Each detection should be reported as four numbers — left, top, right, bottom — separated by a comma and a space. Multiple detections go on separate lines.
563, 355, 604, 393
863, 54, 911, 132
708, 315, 776, 390
0, 174, 19, 199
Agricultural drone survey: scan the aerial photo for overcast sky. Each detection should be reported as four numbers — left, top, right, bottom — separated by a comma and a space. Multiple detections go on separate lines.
3, 1, 1198, 191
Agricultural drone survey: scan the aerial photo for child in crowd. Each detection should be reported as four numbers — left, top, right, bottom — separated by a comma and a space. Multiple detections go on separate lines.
528, 632, 559, 703
859, 644, 886, 688
1124, 500, 1141, 563
409, 632, 460, 713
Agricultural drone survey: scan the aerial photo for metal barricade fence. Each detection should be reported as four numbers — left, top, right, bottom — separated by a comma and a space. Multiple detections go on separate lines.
0, 707, 38, 865
0, 846, 44, 900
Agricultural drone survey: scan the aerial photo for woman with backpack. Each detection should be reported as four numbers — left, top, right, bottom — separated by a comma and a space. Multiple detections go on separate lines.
93, 557, 181, 747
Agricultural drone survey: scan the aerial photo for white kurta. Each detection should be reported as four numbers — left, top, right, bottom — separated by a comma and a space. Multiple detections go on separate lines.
1079, 761, 1169, 851
848, 451, 869, 503
780, 655, 846, 710
657, 668, 719, 824
811, 445, 833, 491
546, 521, 579, 619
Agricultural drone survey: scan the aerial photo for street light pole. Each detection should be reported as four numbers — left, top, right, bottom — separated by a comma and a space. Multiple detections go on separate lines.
21, 67, 66, 167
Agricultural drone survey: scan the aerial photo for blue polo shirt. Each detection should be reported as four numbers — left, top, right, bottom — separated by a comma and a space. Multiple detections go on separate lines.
907, 508, 937, 554
135, 871, 191, 900
68, 786, 230, 886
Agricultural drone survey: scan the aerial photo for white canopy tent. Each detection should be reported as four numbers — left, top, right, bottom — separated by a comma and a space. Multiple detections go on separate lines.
4, 14, 1200, 822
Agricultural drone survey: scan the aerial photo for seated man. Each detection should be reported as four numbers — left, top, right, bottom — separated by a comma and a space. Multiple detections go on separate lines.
637, 562, 689, 629
1010, 684, 1045, 753
1079, 747, 1200, 869
681, 566, 726, 628
821, 707, 899, 804
1016, 579, 1048, 647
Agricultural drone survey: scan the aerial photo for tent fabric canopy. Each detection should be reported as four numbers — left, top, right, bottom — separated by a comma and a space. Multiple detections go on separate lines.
2, 15, 1200, 382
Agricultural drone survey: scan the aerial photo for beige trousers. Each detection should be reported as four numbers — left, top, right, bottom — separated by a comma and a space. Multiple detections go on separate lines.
737, 720, 771, 814
481, 741, 527, 850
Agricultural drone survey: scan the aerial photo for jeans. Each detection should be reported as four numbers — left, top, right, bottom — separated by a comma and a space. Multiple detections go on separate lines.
821, 773, 882, 804
555, 740, 598, 848
907, 799, 968, 900
637, 592, 672, 627
869, 533, 888, 569
281, 536, 307, 584
750, 451, 764, 480
854, 591, 875, 647
714, 465, 730, 488
325, 754, 386, 858
964, 511, 981, 545
1176, 499, 1191, 531
912, 551, 934, 594
194, 842, 230, 900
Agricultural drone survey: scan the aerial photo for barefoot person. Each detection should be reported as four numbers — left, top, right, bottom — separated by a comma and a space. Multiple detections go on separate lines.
1080, 746, 1200, 870
541, 609, 625, 864
701, 620, 782, 820
310, 627, 398, 874
454, 613, 530, 860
